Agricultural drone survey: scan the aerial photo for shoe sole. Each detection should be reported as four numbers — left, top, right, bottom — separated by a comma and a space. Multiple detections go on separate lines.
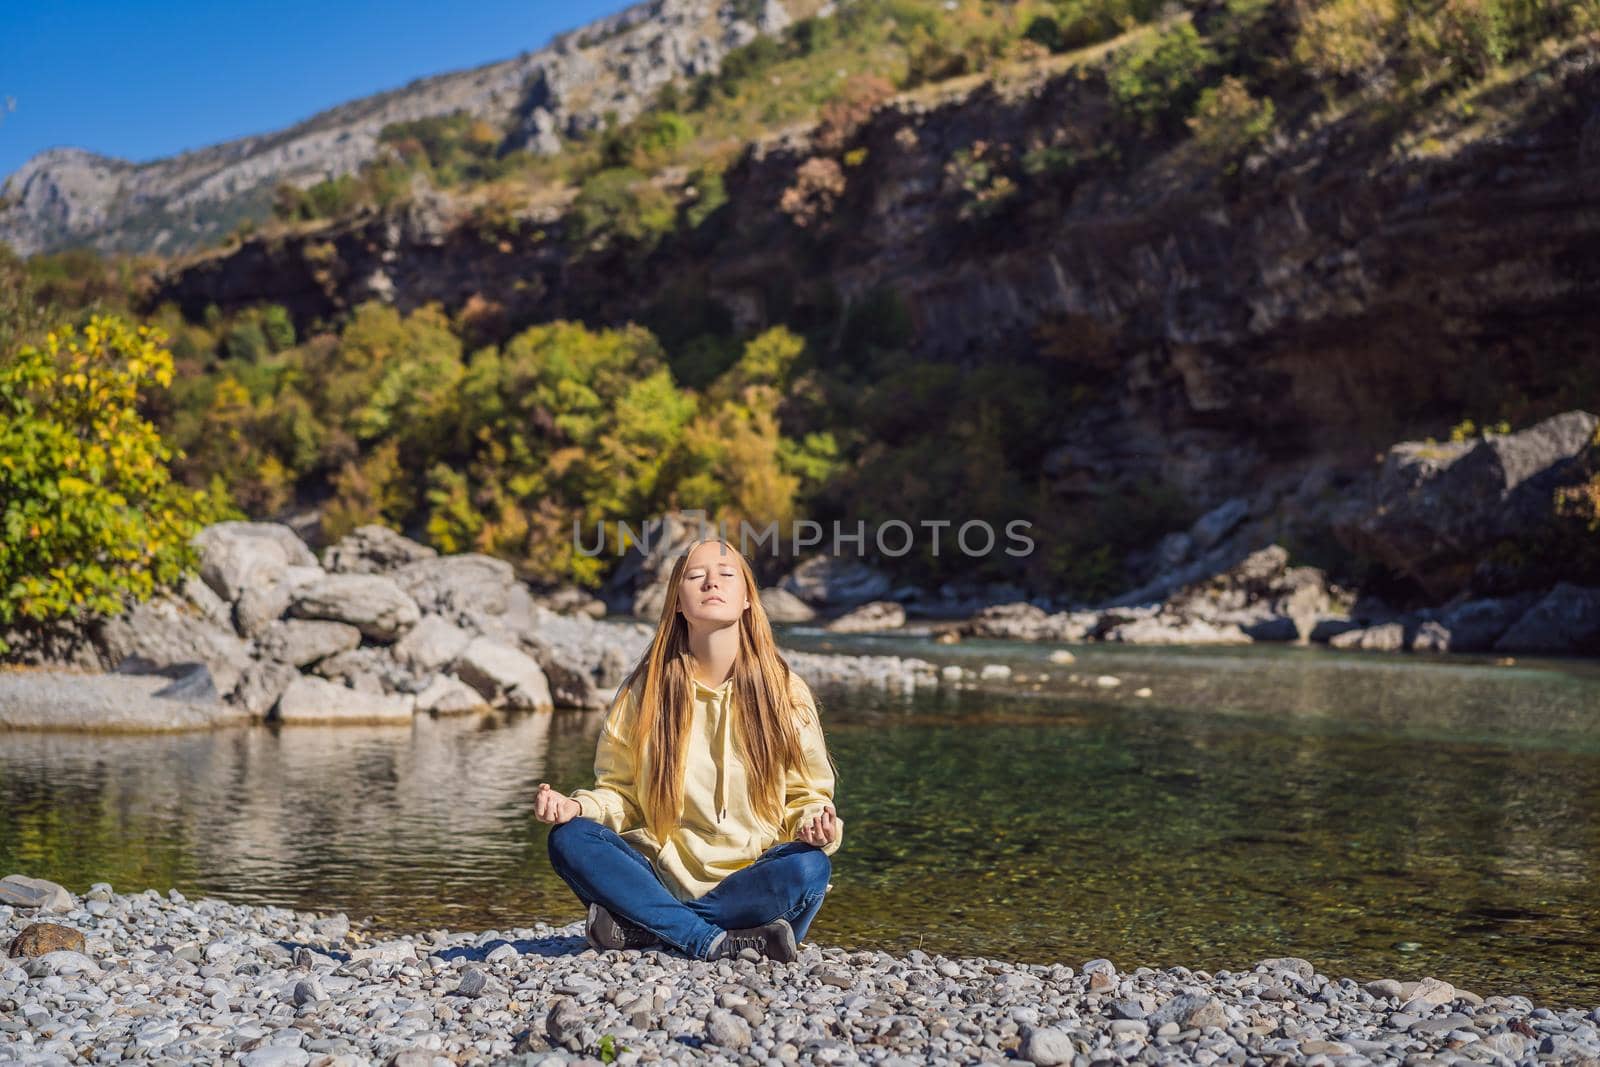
769, 918, 799, 963
585, 902, 609, 952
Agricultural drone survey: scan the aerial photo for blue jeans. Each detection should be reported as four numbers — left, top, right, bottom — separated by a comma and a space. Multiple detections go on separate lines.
546, 817, 832, 959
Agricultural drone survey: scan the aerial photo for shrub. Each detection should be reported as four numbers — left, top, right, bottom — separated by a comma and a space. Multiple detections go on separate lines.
601, 111, 696, 170
261, 305, 296, 352
815, 74, 896, 153
945, 141, 1019, 222
569, 168, 678, 250
1107, 22, 1220, 134
779, 157, 847, 228
1187, 76, 1276, 165
223, 317, 270, 362
0, 316, 239, 653
1292, 0, 1399, 81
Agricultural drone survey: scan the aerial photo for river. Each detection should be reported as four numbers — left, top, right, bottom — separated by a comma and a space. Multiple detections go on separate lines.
3, 626, 1598, 1006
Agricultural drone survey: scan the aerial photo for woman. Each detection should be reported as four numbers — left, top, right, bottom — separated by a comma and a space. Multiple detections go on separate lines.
536, 536, 843, 963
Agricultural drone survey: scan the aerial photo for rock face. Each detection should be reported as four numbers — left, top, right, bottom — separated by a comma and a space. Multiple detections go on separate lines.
1333, 412, 1600, 600
0, 0, 815, 255
151, 40, 1600, 623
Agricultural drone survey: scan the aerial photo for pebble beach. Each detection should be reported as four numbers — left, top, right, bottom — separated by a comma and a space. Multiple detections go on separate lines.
2, 878, 1598, 1067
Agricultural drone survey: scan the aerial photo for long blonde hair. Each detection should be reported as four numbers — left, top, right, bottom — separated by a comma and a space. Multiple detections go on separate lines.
619, 537, 834, 843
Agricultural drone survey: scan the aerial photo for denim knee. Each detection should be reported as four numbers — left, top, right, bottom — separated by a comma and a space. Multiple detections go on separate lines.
546, 816, 599, 864
792, 845, 832, 895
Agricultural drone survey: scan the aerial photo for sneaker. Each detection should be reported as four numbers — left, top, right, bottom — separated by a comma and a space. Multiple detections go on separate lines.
586, 902, 660, 951
706, 918, 799, 963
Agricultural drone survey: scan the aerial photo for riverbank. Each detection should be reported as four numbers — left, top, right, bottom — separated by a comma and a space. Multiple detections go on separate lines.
2, 880, 1596, 1066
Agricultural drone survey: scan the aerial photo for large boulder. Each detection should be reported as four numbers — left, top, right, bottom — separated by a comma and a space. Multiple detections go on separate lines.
453, 637, 554, 710
962, 602, 1097, 642
231, 659, 302, 717
312, 647, 425, 695
191, 522, 317, 603
391, 554, 518, 618
392, 615, 474, 674
780, 555, 893, 609
251, 620, 362, 668
825, 600, 906, 633
273, 676, 414, 724
289, 575, 420, 642
760, 587, 816, 623
1164, 545, 1336, 643
97, 595, 252, 698
1333, 411, 1599, 599
413, 674, 490, 715
322, 524, 438, 575
1105, 615, 1252, 645
1494, 584, 1600, 655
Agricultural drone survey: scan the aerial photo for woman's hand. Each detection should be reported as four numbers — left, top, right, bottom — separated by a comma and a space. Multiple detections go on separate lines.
536, 782, 582, 825
795, 803, 838, 847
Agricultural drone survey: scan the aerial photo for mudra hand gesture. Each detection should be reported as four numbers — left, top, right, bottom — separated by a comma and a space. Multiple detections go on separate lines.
795, 803, 838, 847
536, 782, 581, 825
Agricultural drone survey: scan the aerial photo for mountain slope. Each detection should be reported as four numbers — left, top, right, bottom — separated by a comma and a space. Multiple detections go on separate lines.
0, 0, 807, 256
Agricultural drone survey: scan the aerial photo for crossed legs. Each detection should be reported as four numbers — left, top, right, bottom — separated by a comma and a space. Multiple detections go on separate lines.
546, 818, 831, 959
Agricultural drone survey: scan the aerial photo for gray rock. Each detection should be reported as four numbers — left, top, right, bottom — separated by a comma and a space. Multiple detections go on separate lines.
1190, 497, 1250, 550
98, 594, 252, 698
825, 600, 906, 633
0, 669, 251, 730
1330, 621, 1409, 651
453, 637, 554, 710
413, 674, 488, 715
962, 602, 1097, 642
253, 619, 363, 668
290, 574, 421, 642
273, 675, 415, 723
781, 554, 893, 608
0, 875, 74, 912
1018, 1025, 1075, 1065
392, 615, 475, 674
393, 554, 518, 618
322, 524, 438, 575
233, 579, 294, 639
1333, 410, 1599, 599
761, 586, 817, 622
195, 528, 290, 604
1494, 583, 1600, 655
705, 1008, 752, 1049
232, 659, 302, 716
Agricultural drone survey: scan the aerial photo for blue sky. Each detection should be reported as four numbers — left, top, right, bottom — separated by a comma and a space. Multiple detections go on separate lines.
0, 1, 633, 179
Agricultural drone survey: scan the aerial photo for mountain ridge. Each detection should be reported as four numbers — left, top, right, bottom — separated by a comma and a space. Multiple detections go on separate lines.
0, 0, 811, 256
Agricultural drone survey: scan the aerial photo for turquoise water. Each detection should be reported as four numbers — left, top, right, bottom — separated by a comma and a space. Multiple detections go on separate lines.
2, 633, 1599, 1006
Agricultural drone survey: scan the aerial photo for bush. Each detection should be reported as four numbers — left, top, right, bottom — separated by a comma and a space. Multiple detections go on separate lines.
0, 316, 239, 653
1187, 76, 1276, 165
1292, 0, 1399, 81
223, 317, 270, 362
1107, 22, 1220, 134
261, 305, 296, 352
569, 168, 678, 250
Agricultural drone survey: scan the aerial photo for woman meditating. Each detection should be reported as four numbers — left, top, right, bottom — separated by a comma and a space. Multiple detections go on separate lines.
536, 537, 843, 963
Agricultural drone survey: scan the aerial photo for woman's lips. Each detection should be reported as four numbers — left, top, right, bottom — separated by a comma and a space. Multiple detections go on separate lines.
705, 596, 725, 604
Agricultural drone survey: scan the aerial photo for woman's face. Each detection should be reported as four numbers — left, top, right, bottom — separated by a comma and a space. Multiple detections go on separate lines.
677, 541, 750, 629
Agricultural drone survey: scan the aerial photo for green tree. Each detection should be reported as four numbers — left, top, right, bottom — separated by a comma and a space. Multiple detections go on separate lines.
0, 316, 239, 653
1107, 22, 1220, 134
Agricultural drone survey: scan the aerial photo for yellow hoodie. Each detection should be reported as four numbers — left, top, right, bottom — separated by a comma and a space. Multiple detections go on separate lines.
570, 670, 843, 902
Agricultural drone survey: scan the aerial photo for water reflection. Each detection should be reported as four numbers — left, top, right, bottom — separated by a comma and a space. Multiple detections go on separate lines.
3, 642, 1600, 1006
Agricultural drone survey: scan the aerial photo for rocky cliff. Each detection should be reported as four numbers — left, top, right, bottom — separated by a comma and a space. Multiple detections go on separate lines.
154, 34, 1600, 551
0, 0, 809, 256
